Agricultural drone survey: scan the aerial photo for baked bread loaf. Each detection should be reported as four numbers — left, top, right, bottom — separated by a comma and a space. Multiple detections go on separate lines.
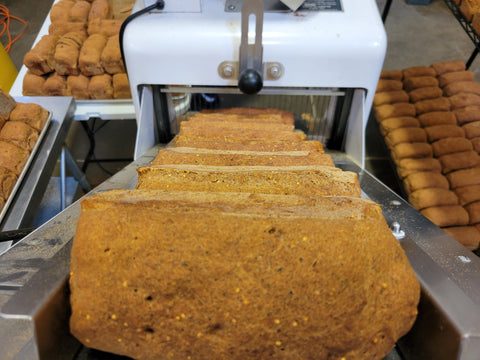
88, 74, 113, 99
414, 97, 451, 115
373, 90, 409, 107
43, 72, 68, 96
447, 167, 480, 188
431, 60, 466, 76
438, 70, 474, 88
67, 74, 90, 100
443, 81, 480, 97
417, 111, 457, 127
8, 102, 49, 132
87, 19, 122, 37
443, 226, 480, 250
88, 0, 112, 21
408, 188, 459, 210
54, 31, 88, 75
0, 122, 39, 152
50, 0, 76, 23
380, 69, 403, 80
0, 166, 18, 201
403, 76, 439, 92
424, 125, 465, 143
379, 117, 420, 136
68, 0, 91, 22
403, 171, 450, 194
70, 189, 420, 360
23, 35, 59, 76
408, 86, 443, 103
403, 66, 436, 79
432, 137, 473, 157
421, 205, 469, 227
454, 105, 480, 124
449, 92, 480, 109
376, 79, 403, 92
49, 21, 88, 37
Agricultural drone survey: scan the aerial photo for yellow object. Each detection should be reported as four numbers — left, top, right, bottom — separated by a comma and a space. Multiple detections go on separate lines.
0, 41, 18, 92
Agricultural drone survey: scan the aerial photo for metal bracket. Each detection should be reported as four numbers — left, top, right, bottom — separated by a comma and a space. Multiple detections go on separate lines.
218, 61, 284, 80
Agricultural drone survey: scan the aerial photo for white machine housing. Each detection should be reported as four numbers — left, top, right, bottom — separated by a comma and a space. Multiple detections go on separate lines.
123, 0, 387, 162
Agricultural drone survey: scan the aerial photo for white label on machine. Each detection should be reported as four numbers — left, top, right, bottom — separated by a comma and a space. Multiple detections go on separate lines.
300, 0, 343, 11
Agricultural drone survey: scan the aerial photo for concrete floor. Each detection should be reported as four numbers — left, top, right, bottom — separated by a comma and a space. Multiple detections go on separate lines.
2, 0, 480, 222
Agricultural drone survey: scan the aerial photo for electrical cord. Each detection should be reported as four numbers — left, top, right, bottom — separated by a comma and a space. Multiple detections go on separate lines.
0, 5, 28, 53
119, 0, 165, 71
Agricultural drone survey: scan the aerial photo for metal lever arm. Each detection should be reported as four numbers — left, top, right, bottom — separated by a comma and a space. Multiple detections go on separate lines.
238, 0, 264, 94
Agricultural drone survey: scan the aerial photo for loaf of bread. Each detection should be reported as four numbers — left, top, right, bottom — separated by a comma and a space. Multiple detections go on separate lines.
68, 0, 91, 22
374, 103, 416, 122
430, 60, 466, 76
379, 117, 420, 136
376, 79, 403, 92
384, 127, 427, 147
0, 141, 30, 175
110, 73, 129, 99
8, 102, 49, 132
88, 74, 113, 99
0, 122, 39, 152
22, 71, 47, 96
447, 167, 480, 188
380, 69, 403, 80
100, 35, 125, 74
424, 125, 465, 143
0, 166, 18, 201
421, 205, 469, 227
54, 31, 88, 75
443, 81, 480, 97
462, 121, 480, 139
0, 90, 16, 122
67, 74, 90, 100
391, 142, 432, 160
408, 188, 459, 210
396, 158, 442, 179
455, 184, 480, 206
439, 150, 480, 174
465, 201, 480, 224
70, 189, 420, 360
173, 138, 324, 152
454, 105, 480, 124
432, 137, 473, 157
79, 34, 108, 76
151, 148, 335, 167
438, 70, 475, 88
23, 35, 59, 76
403, 76, 439, 92
449, 92, 480, 109
49, 21, 88, 37
470, 137, 480, 152
137, 165, 361, 197
414, 97, 451, 115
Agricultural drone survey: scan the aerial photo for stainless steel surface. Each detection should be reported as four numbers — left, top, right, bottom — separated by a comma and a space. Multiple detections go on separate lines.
0, 149, 479, 359
0, 97, 75, 255
225, 0, 290, 12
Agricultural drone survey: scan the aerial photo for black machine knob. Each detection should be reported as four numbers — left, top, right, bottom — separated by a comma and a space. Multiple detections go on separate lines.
238, 68, 263, 95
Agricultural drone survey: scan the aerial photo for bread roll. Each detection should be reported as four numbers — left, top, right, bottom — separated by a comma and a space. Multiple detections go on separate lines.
380, 70, 403, 81
50, 0, 75, 23
100, 35, 125, 74
443, 226, 480, 250
408, 86, 443, 103
432, 137, 473, 157
443, 81, 480, 97
67, 75, 90, 100
403, 171, 450, 194
403, 76, 439, 92
391, 142, 432, 160
449, 92, 480, 110
454, 105, 480, 124
430, 60, 466, 76
417, 111, 457, 127
408, 188, 459, 210
87, 19, 122, 37
49, 22, 88, 37
43, 72, 68, 96
0, 141, 30, 175
88, 74, 113, 99
112, 73, 131, 99
462, 121, 480, 139
23, 35, 59, 76
447, 167, 480, 188
421, 205, 469, 227
465, 202, 480, 224
438, 71, 475, 88
396, 158, 442, 179
414, 97, 451, 115
22, 71, 47, 96
0, 90, 16, 122
373, 91, 409, 107
0, 166, 18, 201
79, 34, 108, 76
379, 117, 420, 136
376, 79, 403, 92
54, 31, 88, 75
68, 0, 91, 22
455, 184, 480, 206
439, 150, 480, 174
88, 0, 112, 21
425, 125, 465, 143
403, 66, 436, 79
374, 103, 416, 122
9, 102, 49, 132
0, 122, 39, 151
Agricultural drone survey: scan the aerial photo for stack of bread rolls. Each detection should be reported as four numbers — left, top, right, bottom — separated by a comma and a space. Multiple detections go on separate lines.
0, 90, 49, 212
374, 60, 480, 251
22, 0, 132, 100
69, 108, 420, 360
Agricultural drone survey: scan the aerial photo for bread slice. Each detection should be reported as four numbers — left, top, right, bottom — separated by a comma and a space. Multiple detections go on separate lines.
69, 189, 420, 360
136, 164, 360, 197
151, 147, 334, 167
200, 107, 294, 124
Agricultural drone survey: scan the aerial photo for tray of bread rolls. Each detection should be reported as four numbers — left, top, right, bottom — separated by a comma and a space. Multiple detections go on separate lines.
0, 91, 51, 225
373, 59, 480, 255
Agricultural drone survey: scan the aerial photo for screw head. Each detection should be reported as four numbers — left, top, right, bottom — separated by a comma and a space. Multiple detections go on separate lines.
222, 64, 234, 78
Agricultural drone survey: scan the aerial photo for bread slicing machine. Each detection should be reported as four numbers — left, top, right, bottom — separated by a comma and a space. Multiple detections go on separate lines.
0, 1, 479, 360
